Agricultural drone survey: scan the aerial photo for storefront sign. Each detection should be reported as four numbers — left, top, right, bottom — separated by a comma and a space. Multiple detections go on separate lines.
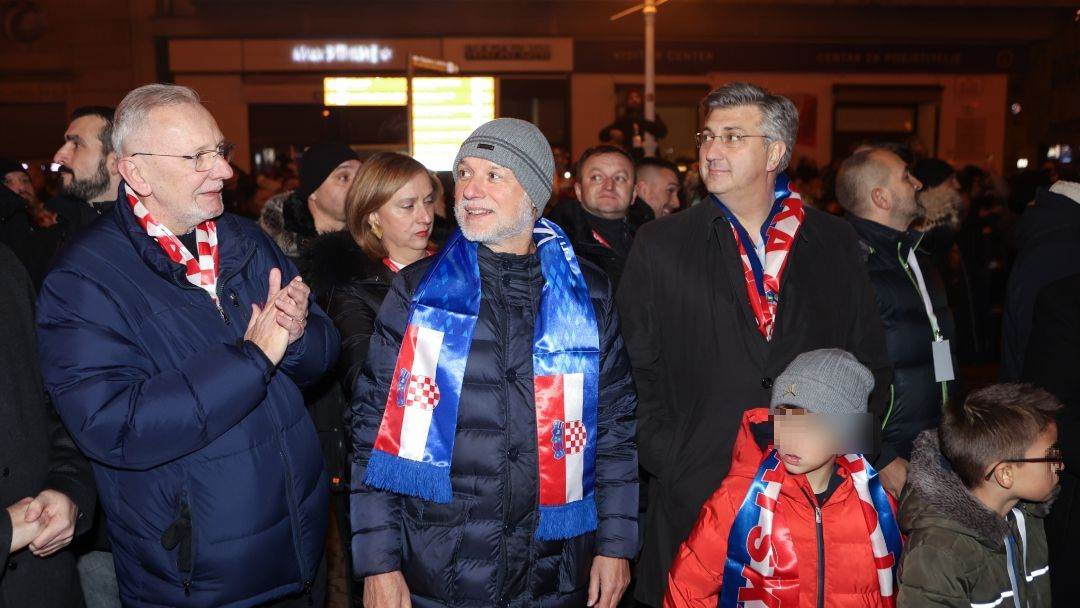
293, 43, 393, 65
574, 40, 1022, 74
444, 38, 573, 73
411, 77, 496, 171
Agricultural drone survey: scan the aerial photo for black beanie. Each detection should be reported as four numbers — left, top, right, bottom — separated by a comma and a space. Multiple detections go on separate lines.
0, 158, 28, 178
296, 142, 359, 201
912, 158, 955, 190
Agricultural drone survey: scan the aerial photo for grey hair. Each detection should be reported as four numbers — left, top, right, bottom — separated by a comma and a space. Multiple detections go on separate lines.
701, 82, 799, 172
112, 84, 201, 156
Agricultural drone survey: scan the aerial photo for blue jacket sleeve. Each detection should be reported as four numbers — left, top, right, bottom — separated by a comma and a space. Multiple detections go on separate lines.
266, 236, 341, 387
594, 279, 640, 559
349, 272, 410, 578
36, 270, 275, 471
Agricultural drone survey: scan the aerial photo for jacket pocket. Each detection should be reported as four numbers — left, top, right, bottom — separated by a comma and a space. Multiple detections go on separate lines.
160, 491, 195, 598
401, 494, 472, 601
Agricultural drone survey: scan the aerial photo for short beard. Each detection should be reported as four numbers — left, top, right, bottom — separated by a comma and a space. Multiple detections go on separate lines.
62, 155, 111, 202
456, 194, 536, 245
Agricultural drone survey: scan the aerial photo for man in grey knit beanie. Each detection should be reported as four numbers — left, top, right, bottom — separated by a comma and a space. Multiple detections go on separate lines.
453, 118, 555, 249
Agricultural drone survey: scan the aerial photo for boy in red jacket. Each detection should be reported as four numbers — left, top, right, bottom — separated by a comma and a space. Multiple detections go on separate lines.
665, 349, 903, 608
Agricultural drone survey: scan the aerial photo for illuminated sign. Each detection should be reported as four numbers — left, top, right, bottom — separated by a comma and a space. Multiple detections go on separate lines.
324, 77, 408, 106
410, 77, 496, 172
292, 43, 393, 64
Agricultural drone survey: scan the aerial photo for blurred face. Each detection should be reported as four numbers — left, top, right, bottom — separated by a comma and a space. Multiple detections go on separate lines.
773, 408, 839, 476
699, 105, 783, 201
454, 156, 535, 251
574, 152, 634, 220
371, 172, 435, 257
875, 150, 923, 225
119, 103, 233, 234
53, 114, 114, 201
1010, 423, 1062, 503
309, 159, 361, 224
3, 170, 35, 203
635, 166, 680, 217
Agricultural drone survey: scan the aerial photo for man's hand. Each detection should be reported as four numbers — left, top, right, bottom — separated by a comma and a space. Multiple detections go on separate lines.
364, 571, 411, 608
24, 489, 79, 557
587, 556, 630, 608
7, 498, 43, 554
273, 274, 310, 344
878, 457, 909, 499
244, 269, 292, 365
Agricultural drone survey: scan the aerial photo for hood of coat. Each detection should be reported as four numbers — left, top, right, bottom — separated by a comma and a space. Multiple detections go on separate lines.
901, 430, 1055, 549
298, 229, 386, 298
1014, 182, 1080, 251
259, 190, 317, 258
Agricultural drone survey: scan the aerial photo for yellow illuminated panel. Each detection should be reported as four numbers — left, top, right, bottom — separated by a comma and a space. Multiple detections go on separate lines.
411, 77, 496, 171
324, 77, 408, 106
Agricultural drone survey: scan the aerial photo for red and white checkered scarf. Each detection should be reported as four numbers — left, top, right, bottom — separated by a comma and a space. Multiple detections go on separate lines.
125, 185, 220, 305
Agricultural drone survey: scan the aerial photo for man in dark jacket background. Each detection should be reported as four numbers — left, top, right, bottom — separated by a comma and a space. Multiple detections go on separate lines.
1, 242, 96, 608
837, 148, 958, 462
35, 84, 340, 608
351, 118, 638, 608
49, 106, 123, 230
1001, 179, 1080, 381
617, 82, 892, 606
547, 145, 641, 288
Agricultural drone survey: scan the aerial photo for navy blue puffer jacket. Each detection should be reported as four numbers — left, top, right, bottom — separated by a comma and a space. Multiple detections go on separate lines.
35, 188, 339, 608
350, 245, 638, 607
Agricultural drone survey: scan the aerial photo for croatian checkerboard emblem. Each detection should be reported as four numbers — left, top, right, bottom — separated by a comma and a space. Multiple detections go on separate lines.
395, 369, 441, 410
551, 419, 587, 459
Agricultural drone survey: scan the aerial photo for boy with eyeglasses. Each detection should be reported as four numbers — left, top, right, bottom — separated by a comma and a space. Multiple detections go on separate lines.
899, 384, 1063, 607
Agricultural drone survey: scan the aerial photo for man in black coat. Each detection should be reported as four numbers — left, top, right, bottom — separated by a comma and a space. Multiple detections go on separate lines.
547, 145, 643, 289
0, 242, 96, 608
617, 82, 893, 606
1023, 272, 1080, 607
1001, 180, 1080, 381
351, 119, 638, 608
837, 148, 959, 462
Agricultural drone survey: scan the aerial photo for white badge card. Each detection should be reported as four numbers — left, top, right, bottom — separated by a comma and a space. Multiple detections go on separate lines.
932, 339, 955, 383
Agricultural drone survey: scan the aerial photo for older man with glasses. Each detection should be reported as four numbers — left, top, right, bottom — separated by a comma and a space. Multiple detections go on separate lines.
35, 83, 340, 608
617, 82, 894, 606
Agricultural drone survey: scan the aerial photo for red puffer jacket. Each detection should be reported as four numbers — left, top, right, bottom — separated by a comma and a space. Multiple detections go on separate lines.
665, 408, 898, 608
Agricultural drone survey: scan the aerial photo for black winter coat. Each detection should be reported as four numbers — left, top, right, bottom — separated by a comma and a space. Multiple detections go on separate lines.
0, 243, 96, 608
1024, 272, 1080, 607
617, 200, 892, 606
546, 200, 635, 289
848, 215, 958, 460
1001, 183, 1080, 380
350, 245, 639, 607
299, 231, 395, 487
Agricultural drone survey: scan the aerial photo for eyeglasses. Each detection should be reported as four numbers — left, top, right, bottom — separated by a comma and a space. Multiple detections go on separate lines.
694, 132, 769, 148
983, 446, 1064, 481
129, 141, 235, 172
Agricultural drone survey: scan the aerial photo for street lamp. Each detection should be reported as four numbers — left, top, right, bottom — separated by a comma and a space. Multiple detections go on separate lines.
610, 0, 670, 158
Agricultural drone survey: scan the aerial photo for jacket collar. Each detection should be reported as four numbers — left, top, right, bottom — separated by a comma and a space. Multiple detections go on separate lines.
113, 182, 257, 284
846, 214, 918, 258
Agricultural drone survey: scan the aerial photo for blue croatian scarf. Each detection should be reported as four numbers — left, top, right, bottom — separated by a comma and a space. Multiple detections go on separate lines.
363, 218, 600, 541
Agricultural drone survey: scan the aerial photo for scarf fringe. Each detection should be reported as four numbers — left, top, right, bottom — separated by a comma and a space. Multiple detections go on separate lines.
364, 450, 453, 504
536, 498, 599, 541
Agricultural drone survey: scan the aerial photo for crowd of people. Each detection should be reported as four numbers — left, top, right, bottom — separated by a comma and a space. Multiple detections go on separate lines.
0, 79, 1076, 608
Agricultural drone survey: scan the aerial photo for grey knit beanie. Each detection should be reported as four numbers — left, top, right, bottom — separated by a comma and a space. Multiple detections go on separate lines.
770, 349, 874, 415
453, 118, 555, 213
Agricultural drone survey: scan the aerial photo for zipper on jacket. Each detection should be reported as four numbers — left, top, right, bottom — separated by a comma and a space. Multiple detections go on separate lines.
801, 488, 825, 608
